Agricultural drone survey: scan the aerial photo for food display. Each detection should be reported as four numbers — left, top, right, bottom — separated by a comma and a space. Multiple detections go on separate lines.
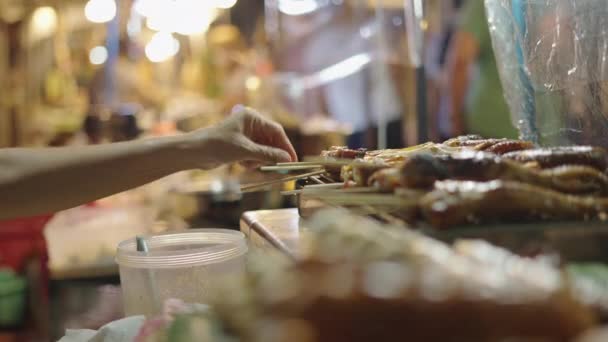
137, 209, 608, 342
266, 136, 608, 229
421, 180, 608, 228
128, 137, 608, 342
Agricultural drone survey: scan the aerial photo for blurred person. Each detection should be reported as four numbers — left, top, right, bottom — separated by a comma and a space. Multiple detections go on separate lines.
444, 0, 518, 139
0, 106, 296, 220
299, 4, 404, 148
426, 0, 466, 141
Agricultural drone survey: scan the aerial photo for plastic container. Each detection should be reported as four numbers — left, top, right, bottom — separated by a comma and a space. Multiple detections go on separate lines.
116, 229, 248, 317
486, 0, 608, 147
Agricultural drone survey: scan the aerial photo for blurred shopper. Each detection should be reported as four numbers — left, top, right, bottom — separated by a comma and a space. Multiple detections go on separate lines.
427, 0, 465, 141
444, 0, 517, 138
307, 4, 403, 148
285, 3, 404, 148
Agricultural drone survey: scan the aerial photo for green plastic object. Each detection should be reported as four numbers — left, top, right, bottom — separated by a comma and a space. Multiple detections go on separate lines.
0, 269, 27, 327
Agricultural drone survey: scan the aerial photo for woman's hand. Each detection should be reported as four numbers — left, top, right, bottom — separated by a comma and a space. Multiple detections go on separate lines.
183, 105, 298, 169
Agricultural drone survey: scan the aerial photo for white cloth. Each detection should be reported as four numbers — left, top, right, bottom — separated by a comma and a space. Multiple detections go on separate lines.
58, 316, 145, 342
369, 60, 402, 125
303, 18, 402, 131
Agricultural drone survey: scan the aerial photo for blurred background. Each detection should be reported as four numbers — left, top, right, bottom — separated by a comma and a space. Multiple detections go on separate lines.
0, 0, 511, 340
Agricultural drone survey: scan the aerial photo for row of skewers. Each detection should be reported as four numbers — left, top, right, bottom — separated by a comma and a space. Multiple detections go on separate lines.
135, 208, 608, 341
257, 135, 608, 228
209, 208, 608, 342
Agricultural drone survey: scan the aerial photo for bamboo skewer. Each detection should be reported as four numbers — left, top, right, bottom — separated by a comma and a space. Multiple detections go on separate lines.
360, 205, 408, 226
306, 192, 419, 207
281, 186, 378, 196
277, 161, 323, 166
301, 157, 358, 167
240, 170, 326, 192
308, 176, 325, 184
304, 183, 345, 189
260, 165, 323, 171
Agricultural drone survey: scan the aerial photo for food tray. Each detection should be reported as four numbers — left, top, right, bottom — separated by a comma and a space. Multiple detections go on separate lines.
294, 176, 608, 263
425, 220, 608, 264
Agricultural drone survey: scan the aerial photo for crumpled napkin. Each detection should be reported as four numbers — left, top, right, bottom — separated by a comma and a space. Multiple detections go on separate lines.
58, 316, 145, 342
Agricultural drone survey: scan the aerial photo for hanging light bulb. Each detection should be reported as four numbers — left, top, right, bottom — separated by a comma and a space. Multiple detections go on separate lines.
145, 32, 180, 63
278, 0, 319, 16
31, 6, 57, 38
84, 0, 117, 23
89, 46, 108, 65
213, 0, 238, 9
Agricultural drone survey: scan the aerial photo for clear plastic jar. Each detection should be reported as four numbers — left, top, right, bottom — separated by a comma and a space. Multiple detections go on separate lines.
116, 229, 247, 317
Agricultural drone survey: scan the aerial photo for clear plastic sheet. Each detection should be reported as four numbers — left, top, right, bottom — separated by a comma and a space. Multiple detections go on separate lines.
486, 0, 608, 147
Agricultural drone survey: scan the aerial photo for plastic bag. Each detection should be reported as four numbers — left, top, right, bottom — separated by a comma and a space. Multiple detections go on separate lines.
486, 0, 608, 147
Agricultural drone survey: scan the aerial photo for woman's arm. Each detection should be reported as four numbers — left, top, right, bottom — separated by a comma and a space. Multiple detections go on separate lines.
0, 106, 297, 220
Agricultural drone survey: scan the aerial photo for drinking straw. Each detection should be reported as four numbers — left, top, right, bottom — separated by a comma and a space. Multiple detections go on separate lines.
136, 236, 161, 315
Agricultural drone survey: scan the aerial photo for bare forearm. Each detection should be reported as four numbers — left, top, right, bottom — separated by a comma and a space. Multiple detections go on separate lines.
0, 135, 194, 219
0, 107, 297, 220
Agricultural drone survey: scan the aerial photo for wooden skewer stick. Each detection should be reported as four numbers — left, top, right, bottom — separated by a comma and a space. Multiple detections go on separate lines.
360, 205, 408, 226
308, 193, 418, 207
281, 183, 342, 196
281, 188, 374, 196
240, 170, 326, 192
281, 185, 377, 196
301, 157, 356, 167
304, 183, 344, 189
260, 165, 322, 171
277, 161, 323, 166
308, 176, 325, 184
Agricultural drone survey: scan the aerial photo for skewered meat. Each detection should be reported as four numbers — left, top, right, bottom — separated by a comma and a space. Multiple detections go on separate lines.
442, 136, 534, 154
215, 209, 601, 341
483, 139, 535, 154
322, 135, 529, 166
367, 167, 401, 192
420, 180, 608, 228
321, 146, 367, 159
340, 160, 390, 187
246, 209, 595, 342
362, 142, 462, 165
503, 146, 608, 171
400, 151, 608, 195
253, 260, 592, 342
442, 134, 485, 145
341, 143, 463, 186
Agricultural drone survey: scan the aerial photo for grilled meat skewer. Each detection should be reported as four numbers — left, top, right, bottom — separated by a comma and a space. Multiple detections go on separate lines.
443, 136, 534, 154
421, 180, 608, 228
400, 151, 608, 195
503, 146, 608, 171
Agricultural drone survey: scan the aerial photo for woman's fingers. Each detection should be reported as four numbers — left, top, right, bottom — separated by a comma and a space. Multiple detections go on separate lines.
263, 122, 298, 162
237, 106, 298, 162
247, 142, 292, 164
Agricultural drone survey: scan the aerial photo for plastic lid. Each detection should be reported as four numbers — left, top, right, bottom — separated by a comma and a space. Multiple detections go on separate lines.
115, 229, 248, 269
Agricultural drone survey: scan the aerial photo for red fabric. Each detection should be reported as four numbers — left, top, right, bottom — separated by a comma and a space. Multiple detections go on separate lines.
0, 215, 52, 270
0, 215, 53, 299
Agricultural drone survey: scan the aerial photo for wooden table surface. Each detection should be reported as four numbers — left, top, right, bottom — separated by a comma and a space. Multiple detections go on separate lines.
240, 208, 310, 259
